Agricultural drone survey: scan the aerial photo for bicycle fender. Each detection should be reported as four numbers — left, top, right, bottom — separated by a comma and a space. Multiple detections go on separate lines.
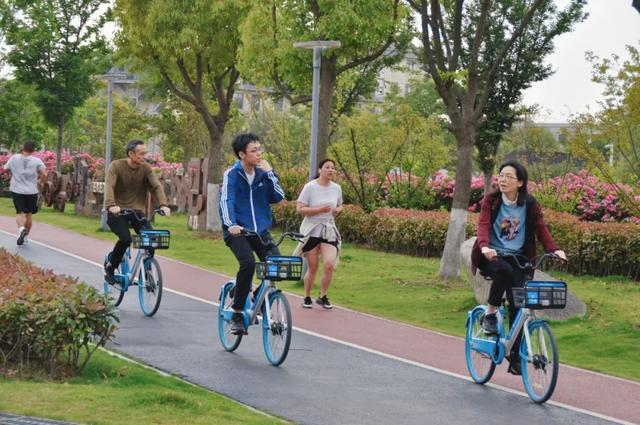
528, 319, 548, 329
519, 319, 548, 357
219, 280, 235, 301
466, 305, 488, 329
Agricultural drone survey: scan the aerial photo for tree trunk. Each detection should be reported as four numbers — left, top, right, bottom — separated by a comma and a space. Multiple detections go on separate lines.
205, 129, 224, 185
483, 169, 493, 194
56, 113, 65, 173
316, 58, 337, 165
439, 129, 475, 279
194, 101, 224, 185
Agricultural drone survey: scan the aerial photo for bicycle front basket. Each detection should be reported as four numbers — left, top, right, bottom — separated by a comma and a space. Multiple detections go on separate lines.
513, 281, 567, 309
255, 256, 303, 281
132, 230, 171, 249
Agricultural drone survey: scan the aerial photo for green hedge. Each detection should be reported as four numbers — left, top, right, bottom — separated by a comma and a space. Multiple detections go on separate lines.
273, 201, 640, 279
0, 248, 118, 378
273, 201, 476, 257
544, 210, 640, 279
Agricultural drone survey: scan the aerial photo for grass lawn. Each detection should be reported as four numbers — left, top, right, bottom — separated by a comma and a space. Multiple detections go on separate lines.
0, 349, 286, 425
1, 198, 639, 382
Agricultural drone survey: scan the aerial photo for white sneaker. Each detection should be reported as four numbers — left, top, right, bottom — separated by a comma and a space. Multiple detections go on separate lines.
17, 227, 27, 246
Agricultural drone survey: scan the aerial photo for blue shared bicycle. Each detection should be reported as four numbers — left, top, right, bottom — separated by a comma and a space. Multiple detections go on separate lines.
465, 252, 567, 403
103, 208, 170, 317
218, 231, 303, 366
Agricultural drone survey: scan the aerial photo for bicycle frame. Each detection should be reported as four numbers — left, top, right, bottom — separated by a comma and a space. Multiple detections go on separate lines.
219, 277, 277, 330
117, 246, 151, 291
467, 305, 542, 365
219, 230, 303, 325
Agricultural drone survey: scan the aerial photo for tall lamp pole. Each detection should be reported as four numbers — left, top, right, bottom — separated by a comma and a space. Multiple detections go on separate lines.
95, 72, 135, 230
293, 40, 341, 181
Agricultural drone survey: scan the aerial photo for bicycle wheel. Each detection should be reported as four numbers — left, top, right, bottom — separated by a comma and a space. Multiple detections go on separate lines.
103, 258, 124, 306
465, 308, 496, 384
520, 321, 559, 403
218, 282, 242, 352
138, 257, 163, 317
262, 291, 292, 366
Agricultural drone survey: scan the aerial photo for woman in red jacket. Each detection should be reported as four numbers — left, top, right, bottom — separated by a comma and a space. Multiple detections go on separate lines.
471, 160, 566, 374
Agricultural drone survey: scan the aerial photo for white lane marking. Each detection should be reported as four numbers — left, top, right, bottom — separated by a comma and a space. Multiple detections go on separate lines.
0, 230, 634, 425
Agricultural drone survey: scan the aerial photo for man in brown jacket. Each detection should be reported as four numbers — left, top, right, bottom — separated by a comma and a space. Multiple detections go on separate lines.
103, 139, 171, 285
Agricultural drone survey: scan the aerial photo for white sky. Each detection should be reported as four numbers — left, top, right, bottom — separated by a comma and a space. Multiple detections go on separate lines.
522, 0, 640, 123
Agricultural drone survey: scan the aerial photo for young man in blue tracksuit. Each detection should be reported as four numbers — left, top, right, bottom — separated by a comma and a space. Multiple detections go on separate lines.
219, 133, 285, 335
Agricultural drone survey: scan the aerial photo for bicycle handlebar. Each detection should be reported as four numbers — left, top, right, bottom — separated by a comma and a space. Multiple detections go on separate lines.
119, 208, 166, 222
496, 251, 566, 271
241, 229, 304, 247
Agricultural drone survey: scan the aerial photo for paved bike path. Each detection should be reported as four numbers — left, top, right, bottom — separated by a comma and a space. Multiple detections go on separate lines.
0, 218, 636, 424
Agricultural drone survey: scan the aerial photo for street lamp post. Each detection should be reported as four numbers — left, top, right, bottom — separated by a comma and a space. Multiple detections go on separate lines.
604, 143, 614, 166
95, 72, 135, 230
293, 40, 341, 181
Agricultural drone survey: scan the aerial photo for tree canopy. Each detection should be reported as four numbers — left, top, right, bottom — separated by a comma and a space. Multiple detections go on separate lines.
1, 0, 110, 171
114, 0, 247, 183
0, 79, 47, 149
475, 0, 586, 192
239, 0, 413, 167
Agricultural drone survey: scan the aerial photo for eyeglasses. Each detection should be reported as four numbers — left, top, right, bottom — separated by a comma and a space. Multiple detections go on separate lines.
497, 174, 518, 181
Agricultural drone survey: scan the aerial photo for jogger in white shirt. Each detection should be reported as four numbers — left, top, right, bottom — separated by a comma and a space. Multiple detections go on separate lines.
2, 141, 47, 245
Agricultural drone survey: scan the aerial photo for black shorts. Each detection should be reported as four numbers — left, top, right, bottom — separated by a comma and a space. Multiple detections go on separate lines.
12, 192, 39, 214
301, 236, 338, 253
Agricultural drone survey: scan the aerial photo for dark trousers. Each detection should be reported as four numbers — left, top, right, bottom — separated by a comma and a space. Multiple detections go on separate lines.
226, 232, 280, 311
107, 212, 151, 269
479, 255, 528, 355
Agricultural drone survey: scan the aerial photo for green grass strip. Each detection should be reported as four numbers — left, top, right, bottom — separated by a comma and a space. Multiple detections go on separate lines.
0, 349, 287, 425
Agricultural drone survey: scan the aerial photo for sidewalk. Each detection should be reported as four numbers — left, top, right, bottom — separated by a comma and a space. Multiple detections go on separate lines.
1, 216, 638, 424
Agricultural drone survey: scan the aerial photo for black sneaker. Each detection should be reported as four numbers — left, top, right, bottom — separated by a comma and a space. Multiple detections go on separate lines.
104, 271, 117, 286
508, 357, 522, 375
302, 296, 313, 309
316, 295, 333, 310
16, 227, 28, 246
230, 312, 246, 335
482, 313, 498, 335
104, 262, 117, 286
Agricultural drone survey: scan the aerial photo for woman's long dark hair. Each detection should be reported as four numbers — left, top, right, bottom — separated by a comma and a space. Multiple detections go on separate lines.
498, 160, 529, 206
315, 158, 335, 179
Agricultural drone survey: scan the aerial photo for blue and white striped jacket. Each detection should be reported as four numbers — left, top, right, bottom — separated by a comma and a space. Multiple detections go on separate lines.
219, 160, 285, 240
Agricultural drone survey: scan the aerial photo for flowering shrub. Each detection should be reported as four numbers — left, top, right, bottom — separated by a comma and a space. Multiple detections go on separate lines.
427, 171, 487, 212
530, 170, 640, 223
0, 154, 10, 193
385, 181, 438, 210
145, 153, 183, 173
332, 170, 487, 212
0, 248, 118, 377
0, 151, 182, 193
276, 167, 309, 201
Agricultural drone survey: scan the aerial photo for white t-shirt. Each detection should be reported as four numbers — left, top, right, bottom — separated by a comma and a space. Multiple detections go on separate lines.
297, 180, 343, 230
3, 154, 45, 195
246, 170, 255, 186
